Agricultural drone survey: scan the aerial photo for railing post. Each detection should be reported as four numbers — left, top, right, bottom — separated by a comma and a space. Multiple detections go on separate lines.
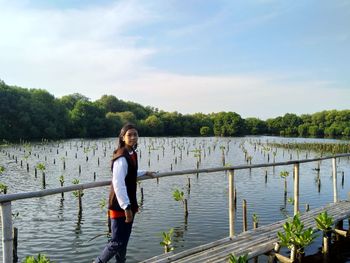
229, 169, 235, 237
1, 201, 13, 263
293, 163, 299, 215
332, 157, 338, 203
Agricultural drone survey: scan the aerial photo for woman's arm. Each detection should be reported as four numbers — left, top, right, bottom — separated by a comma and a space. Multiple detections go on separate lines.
137, 170, 146, 177
112, 157, 130, 210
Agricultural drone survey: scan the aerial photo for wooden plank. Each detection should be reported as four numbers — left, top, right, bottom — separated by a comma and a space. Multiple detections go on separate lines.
179, 202, 350, 262
142, 201, 350, 263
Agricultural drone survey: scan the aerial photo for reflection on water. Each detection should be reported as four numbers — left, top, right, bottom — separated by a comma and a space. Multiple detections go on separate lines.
0, 136, 349, 262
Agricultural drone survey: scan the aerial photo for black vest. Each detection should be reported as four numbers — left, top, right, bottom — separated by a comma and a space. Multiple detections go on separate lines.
108, 147, 138, 213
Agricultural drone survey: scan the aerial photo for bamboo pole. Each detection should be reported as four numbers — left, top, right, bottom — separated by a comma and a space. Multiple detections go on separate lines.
1, 201, 13, 263
229, 170, 235, 237
243, 199, 247, 232
294, 163, 299, 215
332, 158, 338, 203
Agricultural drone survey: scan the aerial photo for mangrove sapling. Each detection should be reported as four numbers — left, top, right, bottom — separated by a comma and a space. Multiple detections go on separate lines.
99, 198, 107, 211
228, 253, 248, 263
315, 211, 333, 254
252, 214, 259, 229
0, 182, 8, 194
0, 165, 4, 175
23, 253, 54, 263
59, 175, 64, 200
83, 147, 90, 162
72, 179, 84, 216
273, 151, 277, 163
191, 148, 202, 164
160, 228, 174, 253
98, 197, 112, 235
277, 213, 316, 262
24, 152, 30, 172
280, 171, 290, 199
173, 189, 188, 217
36, 163, 46, 189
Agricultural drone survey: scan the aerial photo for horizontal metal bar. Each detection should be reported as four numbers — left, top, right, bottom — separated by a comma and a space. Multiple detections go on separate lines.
0, 153, 349, 204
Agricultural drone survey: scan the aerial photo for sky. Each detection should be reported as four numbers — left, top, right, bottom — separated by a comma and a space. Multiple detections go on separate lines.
0, 0, 349, 120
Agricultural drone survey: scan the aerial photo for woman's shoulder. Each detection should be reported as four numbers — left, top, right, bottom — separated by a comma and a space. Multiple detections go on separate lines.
112, 147, 129, 159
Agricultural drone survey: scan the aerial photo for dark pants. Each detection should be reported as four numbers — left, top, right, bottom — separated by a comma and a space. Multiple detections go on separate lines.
95, 217, 133, 263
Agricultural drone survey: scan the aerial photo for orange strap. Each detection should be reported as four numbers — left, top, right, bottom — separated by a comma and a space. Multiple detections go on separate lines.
108, 209, 125, 219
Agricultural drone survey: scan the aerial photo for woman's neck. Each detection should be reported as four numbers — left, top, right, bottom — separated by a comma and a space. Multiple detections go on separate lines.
125, 145, 133, 152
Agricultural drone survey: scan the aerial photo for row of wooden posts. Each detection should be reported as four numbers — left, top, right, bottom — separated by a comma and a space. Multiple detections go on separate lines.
0, 153, 349, 263
228, 156, 341, 237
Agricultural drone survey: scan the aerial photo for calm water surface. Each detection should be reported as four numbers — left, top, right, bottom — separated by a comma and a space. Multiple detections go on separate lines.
0, 136, 349, 262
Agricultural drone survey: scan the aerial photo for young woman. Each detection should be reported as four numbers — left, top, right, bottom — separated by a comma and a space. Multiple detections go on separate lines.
95, 123, 154, 263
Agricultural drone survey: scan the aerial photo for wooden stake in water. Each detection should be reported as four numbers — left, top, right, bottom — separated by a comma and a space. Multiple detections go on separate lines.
184, 199, 188, 217
13, 227, 18, 263
243, 199, 247, 232
42, 172, 46, 189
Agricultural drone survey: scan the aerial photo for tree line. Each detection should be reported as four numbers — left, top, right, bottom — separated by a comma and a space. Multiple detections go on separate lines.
0, 80, 349, 140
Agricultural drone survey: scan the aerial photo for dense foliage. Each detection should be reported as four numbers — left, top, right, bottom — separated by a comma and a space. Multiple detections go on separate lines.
0, 80, 349, 140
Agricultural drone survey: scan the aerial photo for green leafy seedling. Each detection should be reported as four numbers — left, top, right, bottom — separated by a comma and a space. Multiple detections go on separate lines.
160, 228, 174, 253
228, 253, 248, 263
315, 211, 333, 232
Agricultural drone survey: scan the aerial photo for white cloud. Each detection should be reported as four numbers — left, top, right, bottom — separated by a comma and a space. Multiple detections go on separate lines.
0, 0, 156, 93
0, 0, 348, 120
103, 70, 349, 119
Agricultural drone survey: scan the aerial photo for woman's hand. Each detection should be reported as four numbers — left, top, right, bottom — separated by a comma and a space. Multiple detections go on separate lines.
125, 209, 133, 223
146, 171, 157, 178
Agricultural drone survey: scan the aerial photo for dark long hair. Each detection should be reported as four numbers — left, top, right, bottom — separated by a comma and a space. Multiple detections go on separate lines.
117, 123, 138, 150
111, 123, 138, 171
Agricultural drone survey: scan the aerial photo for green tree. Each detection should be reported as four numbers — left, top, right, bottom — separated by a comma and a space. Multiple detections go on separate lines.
143, 115, 164, 135
59, 93, 89, 111
159, 111, 184, 136
114, 111, 137, 125
245, 117, 267, 135
297, 124, 309, 137
200, 126, 211, 136
308, 125, 323, 137
95, 95, 126, 113
69, 100, 108, 137
212, 112, 245, 136
105, 112, 123, 136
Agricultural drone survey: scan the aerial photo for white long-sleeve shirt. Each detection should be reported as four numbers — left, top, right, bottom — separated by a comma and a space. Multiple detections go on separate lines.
112, 152, 146, 210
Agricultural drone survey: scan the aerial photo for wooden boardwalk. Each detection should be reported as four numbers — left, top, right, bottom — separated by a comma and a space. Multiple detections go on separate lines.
142, 201, 350, 263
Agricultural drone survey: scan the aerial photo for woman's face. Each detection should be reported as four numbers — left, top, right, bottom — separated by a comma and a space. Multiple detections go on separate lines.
123, 128, 138, 148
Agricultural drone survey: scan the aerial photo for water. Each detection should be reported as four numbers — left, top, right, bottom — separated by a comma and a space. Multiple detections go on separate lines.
0, 136, 349, 262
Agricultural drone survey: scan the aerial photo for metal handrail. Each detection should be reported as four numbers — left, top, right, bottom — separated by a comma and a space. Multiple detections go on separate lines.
0, 152, 349, 263
0, 153, 349, 204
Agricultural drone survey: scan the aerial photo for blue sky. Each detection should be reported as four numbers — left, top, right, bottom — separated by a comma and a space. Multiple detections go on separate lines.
0, 0, 349, 119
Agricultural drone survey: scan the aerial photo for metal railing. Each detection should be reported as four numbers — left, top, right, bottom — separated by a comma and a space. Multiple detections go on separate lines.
1, 153, 349, 263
